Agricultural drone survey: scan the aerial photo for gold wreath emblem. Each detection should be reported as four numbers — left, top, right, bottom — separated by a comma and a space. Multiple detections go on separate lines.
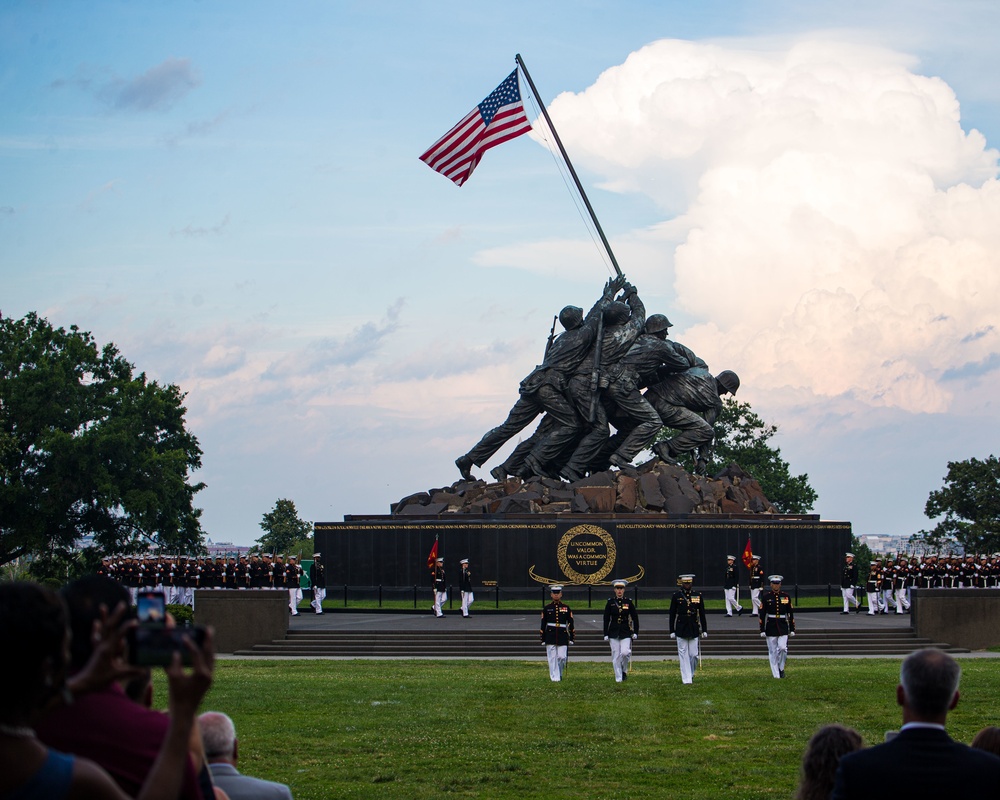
527, 525, 644, 586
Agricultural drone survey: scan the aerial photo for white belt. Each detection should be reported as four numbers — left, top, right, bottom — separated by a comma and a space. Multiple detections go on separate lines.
766, 614, 787, 619
546, 623, 569, 628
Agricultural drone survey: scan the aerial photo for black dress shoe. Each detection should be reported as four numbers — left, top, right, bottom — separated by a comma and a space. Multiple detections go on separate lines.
779, 669, 785, 678
621, 671, 628, 681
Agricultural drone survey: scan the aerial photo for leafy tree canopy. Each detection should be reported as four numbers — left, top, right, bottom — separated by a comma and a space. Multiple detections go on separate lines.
255, 498, 313, 557
915, 455, 1000, 555
656, 396, 818, 514
0, 312, 205, 565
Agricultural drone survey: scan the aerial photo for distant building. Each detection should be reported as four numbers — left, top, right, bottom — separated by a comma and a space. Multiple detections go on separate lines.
205, 540, 250, 558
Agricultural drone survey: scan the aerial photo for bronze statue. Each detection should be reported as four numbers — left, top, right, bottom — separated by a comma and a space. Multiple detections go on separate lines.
455, 277, 624, 482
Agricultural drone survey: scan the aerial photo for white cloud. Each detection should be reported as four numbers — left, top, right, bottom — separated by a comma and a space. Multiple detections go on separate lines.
528, 37, 1000, 416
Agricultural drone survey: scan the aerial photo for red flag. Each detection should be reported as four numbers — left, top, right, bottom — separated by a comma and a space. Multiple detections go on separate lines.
419, 69, 532, 186
426, 537, 439, 570
742, 537, 754, 569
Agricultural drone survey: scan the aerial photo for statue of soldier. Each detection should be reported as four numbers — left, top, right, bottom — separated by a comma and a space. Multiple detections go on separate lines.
645, 366, 740, 474
559, 284, 646, 482
599, 313, 701, 470
455, 277, 625, 482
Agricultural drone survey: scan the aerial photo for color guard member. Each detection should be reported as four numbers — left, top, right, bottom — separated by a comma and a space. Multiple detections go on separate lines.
603, 579, 639, 682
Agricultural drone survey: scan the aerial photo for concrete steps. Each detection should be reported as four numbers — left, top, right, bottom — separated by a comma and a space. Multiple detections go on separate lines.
234, 627, 967, 658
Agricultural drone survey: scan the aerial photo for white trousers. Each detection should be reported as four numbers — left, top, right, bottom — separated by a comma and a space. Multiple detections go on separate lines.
894, 587, 910, 613
766, 635, 788, 678
433, 590, 447, 617
676, 637, 700, 684
751, 588, 762, 613
841, 587, 859, 612
724, 588, 742, 615
289, 587, 302, 614
866, 591, 879, 614
461, 591, 474, 617
608, 637, 633, 682
546, 644, 568, 681
881, 589, 895, 611
311, 587, 326, 613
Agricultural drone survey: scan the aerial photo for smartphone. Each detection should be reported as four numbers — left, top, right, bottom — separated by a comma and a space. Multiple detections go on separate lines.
128, 624, 208, 667
136, 590, 167, 625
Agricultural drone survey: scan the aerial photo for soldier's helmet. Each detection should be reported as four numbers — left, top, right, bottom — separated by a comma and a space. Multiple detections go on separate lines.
603, 302, 631, 325
644, 314, 672, 335
717, 370, 741, 395
559, 305, 584, 330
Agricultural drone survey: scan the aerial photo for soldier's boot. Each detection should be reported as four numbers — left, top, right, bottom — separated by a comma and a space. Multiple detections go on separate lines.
455, 455, 474, 481
608, 453, 638, 476
652, 440, 680, 467
561, 466, 584, 483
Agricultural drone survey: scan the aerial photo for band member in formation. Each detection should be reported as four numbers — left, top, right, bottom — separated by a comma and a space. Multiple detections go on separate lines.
431, 557, 447, 618
724, 555, 743, 617
668, 574, 707, 685
459, 558, 474, 618
759, 574, 795, 678
603, 579, 639, 682
865, 561, 882, 615
285, 556, 303, 615
309, 552, 326, 614
840, 552, 861, 614
748, 554, 765, 615
540, 585, 575, 682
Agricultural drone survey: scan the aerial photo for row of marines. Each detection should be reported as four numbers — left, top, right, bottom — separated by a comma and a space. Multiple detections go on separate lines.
96, 553, 327, 614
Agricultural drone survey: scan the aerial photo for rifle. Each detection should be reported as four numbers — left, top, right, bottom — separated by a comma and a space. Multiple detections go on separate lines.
587, 310, 604, 423
542, 314, 558, 361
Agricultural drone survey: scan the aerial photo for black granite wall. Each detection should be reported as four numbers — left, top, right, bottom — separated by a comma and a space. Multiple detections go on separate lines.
314, 514, 851, 589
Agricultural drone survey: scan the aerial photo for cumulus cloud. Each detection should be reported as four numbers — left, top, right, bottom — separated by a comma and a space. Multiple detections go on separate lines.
529, 37, 1000, 416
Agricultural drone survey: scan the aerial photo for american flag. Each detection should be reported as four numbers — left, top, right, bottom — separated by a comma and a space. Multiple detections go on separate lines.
419, 69, 533, 186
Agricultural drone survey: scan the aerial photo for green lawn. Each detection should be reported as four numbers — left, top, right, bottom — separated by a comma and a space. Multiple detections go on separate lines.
159, 658, 1000, 800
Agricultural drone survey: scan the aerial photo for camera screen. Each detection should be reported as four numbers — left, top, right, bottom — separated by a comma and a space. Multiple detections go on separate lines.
136, 591, 166, 624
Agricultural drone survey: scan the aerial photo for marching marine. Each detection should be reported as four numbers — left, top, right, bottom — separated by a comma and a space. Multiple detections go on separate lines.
840, 552, 861, 614
540, 585, 575, 681
309, 552, 326, 614
285, 556, 303, 615
759, 574, 795, 678
724, 555, 743, 617
602, 579, 639, 682
668, 574, 708, 685
748, 554, 765, 615
431, 557, 447, 618
459, 558, 474, 618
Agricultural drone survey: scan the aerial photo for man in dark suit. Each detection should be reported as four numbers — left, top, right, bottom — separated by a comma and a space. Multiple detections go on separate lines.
831, 649, 1000, 798
199, 712, 293, 800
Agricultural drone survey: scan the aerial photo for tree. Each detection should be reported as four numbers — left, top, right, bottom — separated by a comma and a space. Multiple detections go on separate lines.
0, 312, 205, 566
917, 455, 1000, 554
256, 499, 313, 556
656, 396, 818, 513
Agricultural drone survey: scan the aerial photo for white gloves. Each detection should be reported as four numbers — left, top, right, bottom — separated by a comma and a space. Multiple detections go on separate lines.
632, 634, 638, 640
701, 632, 708, 639
760, 631, 766, 638
569, 640, 575, 646
790, 631, 796, 637
669, 632, 676, 639
603, 636, 609, 641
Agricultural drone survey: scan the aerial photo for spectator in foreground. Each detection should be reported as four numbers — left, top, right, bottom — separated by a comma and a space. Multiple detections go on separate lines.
35, 575, 214, 799
0, 580, 213, 800
831, 648, 1000, 798
795, 724, 863, 800
971, 726, 1000, 757
199, 712, 294, 800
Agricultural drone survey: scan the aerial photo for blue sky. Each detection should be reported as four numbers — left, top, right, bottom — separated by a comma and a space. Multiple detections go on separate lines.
3, 1, 999, 547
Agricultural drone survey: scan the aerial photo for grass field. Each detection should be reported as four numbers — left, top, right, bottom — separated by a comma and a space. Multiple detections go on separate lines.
158, 657, 1000, 800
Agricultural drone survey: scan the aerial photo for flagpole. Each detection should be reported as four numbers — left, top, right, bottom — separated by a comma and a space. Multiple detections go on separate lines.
515, 53, 624, 280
